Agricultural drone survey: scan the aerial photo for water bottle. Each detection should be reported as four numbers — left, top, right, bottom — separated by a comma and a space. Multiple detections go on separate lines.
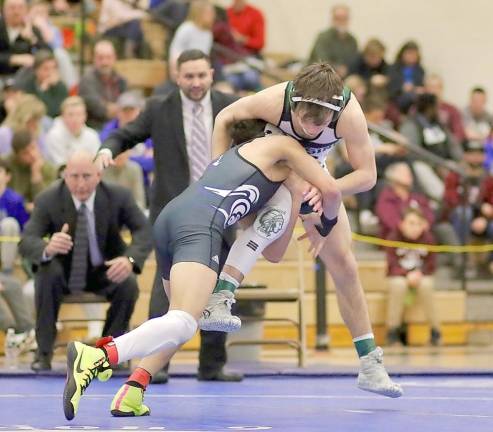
4, 328, 19, 369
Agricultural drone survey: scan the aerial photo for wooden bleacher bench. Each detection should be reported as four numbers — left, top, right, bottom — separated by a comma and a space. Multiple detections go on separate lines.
114, 59, 167, 93
141, 17, 168, 60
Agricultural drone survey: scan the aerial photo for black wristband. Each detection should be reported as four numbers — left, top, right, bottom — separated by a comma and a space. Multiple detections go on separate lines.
315, 214, 338, 237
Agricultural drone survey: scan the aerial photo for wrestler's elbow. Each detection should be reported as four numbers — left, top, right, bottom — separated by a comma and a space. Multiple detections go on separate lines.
364, 166, 377, 191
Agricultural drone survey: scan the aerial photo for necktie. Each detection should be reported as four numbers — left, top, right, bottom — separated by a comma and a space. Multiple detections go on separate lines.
189, 103, 210, 182
68, 203, 89, 293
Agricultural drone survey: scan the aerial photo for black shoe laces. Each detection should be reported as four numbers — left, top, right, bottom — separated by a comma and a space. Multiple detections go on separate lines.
80, 358, 108, 393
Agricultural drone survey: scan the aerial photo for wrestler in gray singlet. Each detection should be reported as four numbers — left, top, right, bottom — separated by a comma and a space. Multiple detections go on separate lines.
153, 142, 282, 280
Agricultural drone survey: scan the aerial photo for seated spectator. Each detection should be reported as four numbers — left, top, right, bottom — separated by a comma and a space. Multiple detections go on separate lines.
0, 158, 29, 273
385, 207, 441, 346
168, 0, 216, 78
377, 162, 461, 269
0, 93, 48, 157
0, 0, 50, 77
153, 0, 191, 34
99, 91, 154, 200
27, 0, 77, 89
350, 38, 389, 89
344, 74, 367, 103
45, 96, 101, 166
425, 73, 466, 146
365, 97, 408, 169
213, 8, 257, 92
226, 0, 264, 57
103, 151, 146, 209
0, 272, 35, 350
78, 40, 127, 130
0, 78, 23, 124
19, 150, 153, 371
443, 169, 486, 276
17, 49, 68, 118
463, 87, 492, 155
98, 0, 146, 58
399, 93, 462, 201
7, 130, 58, 212
376, 162, 434, 240
307, 4, 357, 78
387, 41, 425, 113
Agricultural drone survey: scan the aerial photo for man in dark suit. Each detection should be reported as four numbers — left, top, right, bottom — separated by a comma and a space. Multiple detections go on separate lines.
96, 49, 242, 383
19, 151, 153, 371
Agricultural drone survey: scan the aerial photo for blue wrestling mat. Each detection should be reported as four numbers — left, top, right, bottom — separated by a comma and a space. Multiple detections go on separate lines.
1, 375, 493, 431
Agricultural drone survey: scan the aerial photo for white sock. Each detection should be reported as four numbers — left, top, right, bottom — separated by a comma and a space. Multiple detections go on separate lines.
114, 310, 197, 363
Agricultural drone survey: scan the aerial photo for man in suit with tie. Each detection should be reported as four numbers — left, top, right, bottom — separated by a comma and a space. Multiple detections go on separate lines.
95, 49, 242, 382
19, 151, 153, 372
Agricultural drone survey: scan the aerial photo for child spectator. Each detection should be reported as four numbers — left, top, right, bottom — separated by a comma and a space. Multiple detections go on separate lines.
386, 207, 441, 346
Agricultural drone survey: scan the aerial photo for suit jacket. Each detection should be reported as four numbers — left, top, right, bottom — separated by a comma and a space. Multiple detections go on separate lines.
0, 17, 50, 76
19, 180, 153, 276
102, 88, 238, 222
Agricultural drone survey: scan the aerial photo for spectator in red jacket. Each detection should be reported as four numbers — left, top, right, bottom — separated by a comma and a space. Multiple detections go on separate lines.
386, 207, 441, 346
376, 161, 461, 269
226, 0, 264, 56
375, 162, 434, 240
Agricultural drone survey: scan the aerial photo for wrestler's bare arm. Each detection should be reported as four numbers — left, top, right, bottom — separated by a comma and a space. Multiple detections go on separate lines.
212, 83, 286, 158
334, 95, 377, 196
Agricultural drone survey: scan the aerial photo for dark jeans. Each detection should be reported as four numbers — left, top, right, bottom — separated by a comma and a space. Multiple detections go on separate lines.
34, 259, 138, 358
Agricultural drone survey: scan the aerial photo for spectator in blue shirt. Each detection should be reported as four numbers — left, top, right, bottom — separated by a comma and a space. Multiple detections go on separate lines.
0, 158, 30, 272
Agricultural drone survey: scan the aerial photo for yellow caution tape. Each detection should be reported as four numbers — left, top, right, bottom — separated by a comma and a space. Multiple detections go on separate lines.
4, 231, 493, 254
351, 232, 493, 253
292, 227, 493, 253
0, 236, 22, 243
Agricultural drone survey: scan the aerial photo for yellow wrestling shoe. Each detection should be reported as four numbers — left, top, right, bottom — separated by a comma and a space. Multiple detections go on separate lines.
111, 383, 150, 417
63, 341, 112, 420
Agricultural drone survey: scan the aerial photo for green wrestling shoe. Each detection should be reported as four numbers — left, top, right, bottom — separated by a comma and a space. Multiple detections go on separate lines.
63, 341, 112, 420
111, 383, 150, 417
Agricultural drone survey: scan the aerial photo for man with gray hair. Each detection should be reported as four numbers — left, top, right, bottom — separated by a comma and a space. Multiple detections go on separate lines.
20, 150, 152, 371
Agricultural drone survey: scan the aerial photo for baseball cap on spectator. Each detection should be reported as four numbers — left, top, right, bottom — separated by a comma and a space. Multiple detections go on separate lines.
3, 78, 20, 91
117, 91, 145, 110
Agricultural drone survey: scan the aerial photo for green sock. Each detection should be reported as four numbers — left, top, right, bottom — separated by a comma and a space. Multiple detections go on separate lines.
213, 272, 240, 294
353, 334, 376, 357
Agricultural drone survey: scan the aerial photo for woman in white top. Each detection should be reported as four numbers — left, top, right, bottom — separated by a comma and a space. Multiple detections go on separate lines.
168, 0, 216, 79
